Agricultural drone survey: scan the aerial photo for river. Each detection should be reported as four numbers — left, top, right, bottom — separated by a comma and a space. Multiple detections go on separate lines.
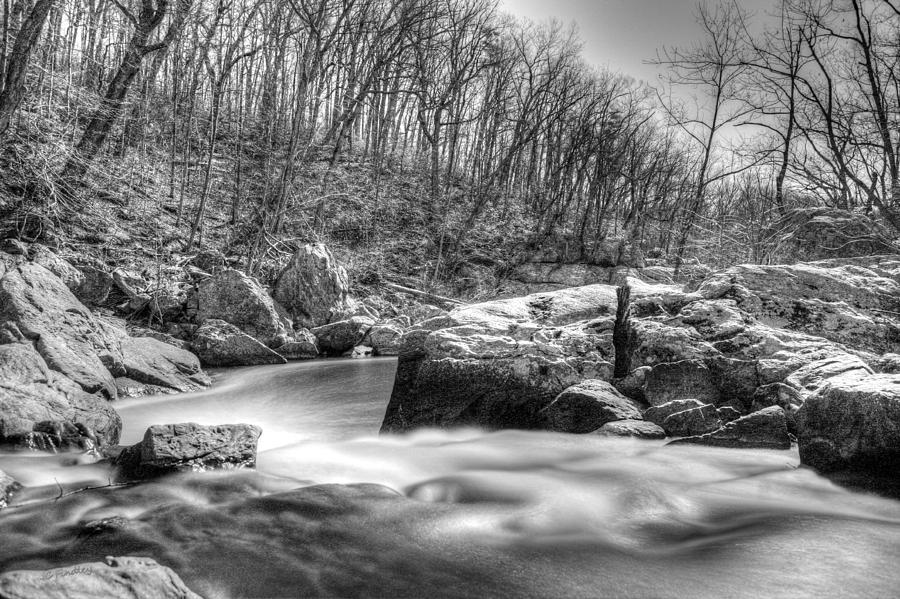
1, 358, 899, 598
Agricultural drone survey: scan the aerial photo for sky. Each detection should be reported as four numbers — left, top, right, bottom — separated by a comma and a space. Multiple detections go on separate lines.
498, 0, 777, 86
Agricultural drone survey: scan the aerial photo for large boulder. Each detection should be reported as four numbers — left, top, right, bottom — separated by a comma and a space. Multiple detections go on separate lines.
538, 380, 642, 433
312, 316, 374, 355
190, 319, 286, 367
196, 269, 289, 347
116, 422, 262, 480
273, 244, 350, 328
0, 343, 121, 449
658, 404, 722, 437
796, 372, 900, 473
670, 406, 791, 449
0, 261, 123, 398
0, 556, 202, 599
365, 323, 405, 356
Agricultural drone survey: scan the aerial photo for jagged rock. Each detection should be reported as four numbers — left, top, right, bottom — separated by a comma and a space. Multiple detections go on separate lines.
670, 406, 791, 449
0, 262, 123, 398
365, 323, 405, 356
313, 316, 374, 355
660, 404, 722, 437
643, 399, 706, 426
196, 269, 289, 347
539, 380, 642, 433
115, 422, 262, 479
277, 329, 319, 360
0, 343, 121, 449
190, 319, 286, 367
797, 372, 900, 473
0, 470, 21, 509
0, 556, 202, 599
642, 360, 721, 406
273, 243, 350, 328
596, 419, 666, 439
119, 337, 210, 394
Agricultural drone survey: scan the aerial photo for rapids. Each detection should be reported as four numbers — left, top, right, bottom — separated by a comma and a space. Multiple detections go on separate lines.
1, 358, 899, 598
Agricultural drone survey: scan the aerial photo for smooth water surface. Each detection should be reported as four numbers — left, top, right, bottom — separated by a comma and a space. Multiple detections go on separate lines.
1, 358, 899, 598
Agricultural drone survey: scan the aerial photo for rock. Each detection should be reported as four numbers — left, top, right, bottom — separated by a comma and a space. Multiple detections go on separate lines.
312, 316, 374, 355
697, 259, 900, 354
539, 380, 642, 433
643, 399, 706, 426
190, 319, 287, 367
196, 269, 289, 347
0, 343, 121, 449
796, 372, 900, 473
716, 406, 742, 423
0, 262, 123, 398
191, 249, 226, 274
670, 406, 791, 449
73, 264, 114, 306
365, 323, 405, 356
613, 366, 650, 401
28, 245, 83, 292
348, 345, 374, 359
873, 353, 900, 374
660, 404, 722, 437
0, 556, 202, 599
116, 422, 262, 479
273, 243, 350, 328
769, 207, 896, 261
382, 282, 678, 433
119, 337, 210, 394
0, 470, 21, 509
277, 329, 319, 360
596, 419, 666, 439
642, 360, 721, 406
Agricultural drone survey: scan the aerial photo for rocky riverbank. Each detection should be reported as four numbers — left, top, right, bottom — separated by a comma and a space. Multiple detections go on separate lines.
382, 254, 900, 481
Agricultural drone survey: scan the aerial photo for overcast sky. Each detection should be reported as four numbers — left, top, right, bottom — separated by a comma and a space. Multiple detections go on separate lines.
498, 0, 777, 85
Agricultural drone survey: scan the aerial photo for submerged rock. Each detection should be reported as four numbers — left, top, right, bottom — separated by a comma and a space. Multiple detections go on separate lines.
116, 422, 262, 479
273, 243, 350, 328
190, 319, 286, 367
670, 406, 791, 449
797, 372, 900, 474
539, 380, 642, 433
596, 419, 666, 439
0, 470, 20, 509
0, 556, 202, 599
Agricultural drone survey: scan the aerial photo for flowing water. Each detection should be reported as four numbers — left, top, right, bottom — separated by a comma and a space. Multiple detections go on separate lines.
1, 358, 899, 598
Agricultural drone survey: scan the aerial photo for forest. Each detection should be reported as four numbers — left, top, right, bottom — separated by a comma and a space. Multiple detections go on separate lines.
1, 0, 899, 295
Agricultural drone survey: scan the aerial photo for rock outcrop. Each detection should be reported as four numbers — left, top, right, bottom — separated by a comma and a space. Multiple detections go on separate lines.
116, 422, 262, 479
0, 556, 202, 599
273, 243, 350, 328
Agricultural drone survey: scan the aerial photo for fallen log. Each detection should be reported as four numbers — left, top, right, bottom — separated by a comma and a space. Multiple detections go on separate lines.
383, 282, 462, 307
